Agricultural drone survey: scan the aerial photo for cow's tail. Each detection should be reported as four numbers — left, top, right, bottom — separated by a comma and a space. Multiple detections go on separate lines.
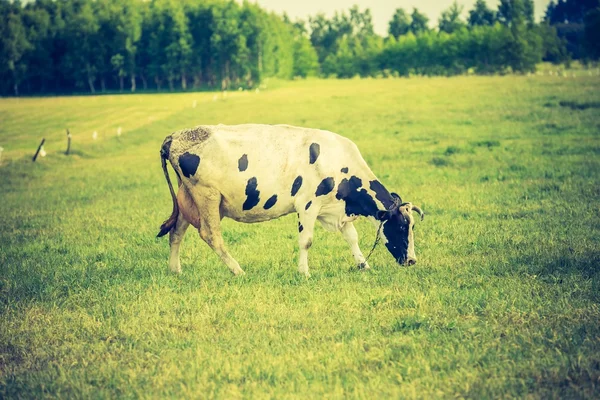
157, 136, 179, 238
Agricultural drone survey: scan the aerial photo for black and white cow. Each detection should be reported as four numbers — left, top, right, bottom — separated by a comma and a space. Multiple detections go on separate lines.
157, 124, 423, 277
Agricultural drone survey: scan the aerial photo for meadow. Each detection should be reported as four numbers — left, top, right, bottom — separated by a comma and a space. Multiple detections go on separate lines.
0, 75, 599, 398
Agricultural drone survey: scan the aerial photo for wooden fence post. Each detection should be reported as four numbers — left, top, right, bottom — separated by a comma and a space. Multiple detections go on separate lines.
65, 129, 72, 155
32, 138, 46, 162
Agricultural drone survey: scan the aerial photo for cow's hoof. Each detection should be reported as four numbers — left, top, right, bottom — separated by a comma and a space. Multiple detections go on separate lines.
232, 268, 245, 276
169, 265, 182, 274
298, 269, 311, 278
358, 262, 371, 271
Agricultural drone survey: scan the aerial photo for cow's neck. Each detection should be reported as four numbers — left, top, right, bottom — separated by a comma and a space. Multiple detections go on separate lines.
338, 170, 397, 219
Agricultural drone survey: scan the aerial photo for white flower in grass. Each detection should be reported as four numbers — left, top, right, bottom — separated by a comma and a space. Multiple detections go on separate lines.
93, 131, 98, 140
117, 126, 122, 136
39, 146, 46, 157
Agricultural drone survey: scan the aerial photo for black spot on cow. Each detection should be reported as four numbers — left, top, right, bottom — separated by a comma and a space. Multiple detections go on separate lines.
243, 177, 260, 210
336, 176, 363, 200
264, 194, 277, 210
291, 176, 303, 196
309, 143, 320, 164
315, 177, 335, 196
298, 222, 304, 232
336, 176, 379, 217
341, 167, 349, 173
179, 152, 200, 178
305, 201, 312, 210
238, 154, 248, 172
369, 180, 397, 209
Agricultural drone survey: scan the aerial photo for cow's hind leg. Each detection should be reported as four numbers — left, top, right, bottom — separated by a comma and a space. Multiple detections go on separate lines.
340, 222, 370, 270
169, 212, 190, 274
191, 188, 245, 276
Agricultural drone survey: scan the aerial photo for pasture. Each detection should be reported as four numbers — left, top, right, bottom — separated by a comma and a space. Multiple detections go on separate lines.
1, 75, 599, 398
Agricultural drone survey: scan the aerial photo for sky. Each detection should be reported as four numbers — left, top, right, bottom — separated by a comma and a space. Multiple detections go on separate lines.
250, 0, 552, 36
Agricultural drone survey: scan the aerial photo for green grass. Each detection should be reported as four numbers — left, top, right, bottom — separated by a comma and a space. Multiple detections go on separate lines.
1, 75, 599, 398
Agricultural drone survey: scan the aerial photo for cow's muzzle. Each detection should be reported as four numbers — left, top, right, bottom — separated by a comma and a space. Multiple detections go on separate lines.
397, 256, 417, 266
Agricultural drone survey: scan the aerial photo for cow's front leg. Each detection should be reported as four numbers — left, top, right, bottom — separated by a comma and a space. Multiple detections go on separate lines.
297, 210, 318, 277
168, 212, 190, 274
340, 222, 370, 270
190, 188, 245, 276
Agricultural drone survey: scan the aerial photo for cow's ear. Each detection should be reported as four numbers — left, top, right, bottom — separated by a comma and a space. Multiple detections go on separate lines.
376, 210, 391, 221
391, 192, 402, 203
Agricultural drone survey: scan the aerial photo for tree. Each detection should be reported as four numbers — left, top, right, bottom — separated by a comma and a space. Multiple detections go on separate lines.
468, 0, 496, 27
288, 19, 319, 77
211, 1, 244, 89
388, 8, 411, 38
349, 5, 375, 39
261, 13, 295, 80
136, 3, 153, 90
410, 8, 429, 35
238, 2, 265, 86
439, 2, 466, 34
498, 0, 535, 26
92, 0, 142, 92
309, 13, 334, 64
309, 11, 351, 64
111, 53, 125, 92
545, 0, 600, 24
322, 36, 355, 78
60, 0, 101, 93
537, 22, 570, 63
292, 34, 319, 77
498, 0, 542, 72
545, 0, 600, 60
117, 1, 142, 92
0, 3, 31, 96
314, 6, 378, 78
147, 0, 191, 91
21, 3, 52, 94
583, 6, 600, 59
185, 2, 214, 88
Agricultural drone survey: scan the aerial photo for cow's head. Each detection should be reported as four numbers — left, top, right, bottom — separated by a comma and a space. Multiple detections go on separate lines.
376, 193, 424, 266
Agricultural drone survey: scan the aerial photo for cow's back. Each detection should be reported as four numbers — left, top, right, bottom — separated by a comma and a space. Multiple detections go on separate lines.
167, 124, 368, 222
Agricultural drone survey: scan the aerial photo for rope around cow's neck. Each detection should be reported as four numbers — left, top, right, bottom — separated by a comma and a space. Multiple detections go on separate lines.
360, 197, 401, 268
361, 220, 384, 268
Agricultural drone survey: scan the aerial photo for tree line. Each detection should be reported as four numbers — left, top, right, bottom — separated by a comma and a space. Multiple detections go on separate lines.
1, 0, 599, 96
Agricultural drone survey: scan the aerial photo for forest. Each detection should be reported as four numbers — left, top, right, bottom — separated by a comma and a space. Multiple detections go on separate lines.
1, 0, 599, 96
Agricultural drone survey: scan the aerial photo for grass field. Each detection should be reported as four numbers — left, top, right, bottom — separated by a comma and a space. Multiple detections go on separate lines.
1, 75, 599, 398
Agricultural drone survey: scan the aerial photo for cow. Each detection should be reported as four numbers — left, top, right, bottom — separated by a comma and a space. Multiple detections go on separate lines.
157, 124, 424, 277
